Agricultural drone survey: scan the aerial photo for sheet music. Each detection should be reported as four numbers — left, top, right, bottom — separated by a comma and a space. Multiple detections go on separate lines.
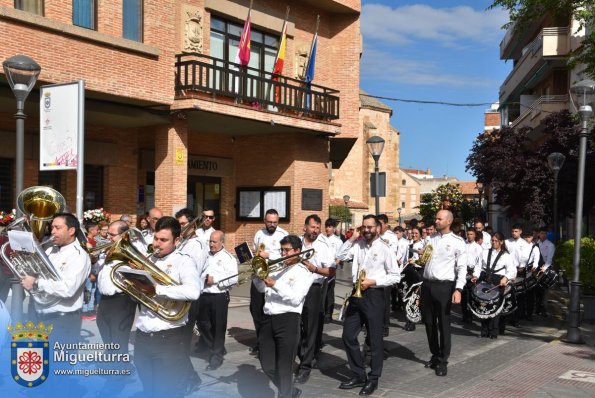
7, 231, 36, 253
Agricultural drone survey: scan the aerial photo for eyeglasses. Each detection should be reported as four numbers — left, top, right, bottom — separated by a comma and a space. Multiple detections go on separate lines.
108, 232, 120, 237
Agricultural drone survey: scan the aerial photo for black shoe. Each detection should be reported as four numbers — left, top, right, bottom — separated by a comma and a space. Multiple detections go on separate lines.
424, 359, 438, 369
489, 335, 497, 339
435, 363, 447, 376
480, 331, 488, 338
359, 381, 378, 396
404, 321, 416, 331
249, 346, 259, 355
206, 361, 222, 371
292, 387, 302, 398
339, 376, 367, 390
295, 369, 310, 384
383, 327, 389, 337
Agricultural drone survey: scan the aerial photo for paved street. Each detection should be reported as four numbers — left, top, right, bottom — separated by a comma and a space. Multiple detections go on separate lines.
3, 262, 595, 398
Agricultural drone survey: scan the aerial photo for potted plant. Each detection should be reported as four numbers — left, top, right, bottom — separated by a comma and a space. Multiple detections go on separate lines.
555, 237, 595, 321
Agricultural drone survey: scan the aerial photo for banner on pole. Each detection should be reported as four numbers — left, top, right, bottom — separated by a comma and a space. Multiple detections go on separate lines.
39, 82, 82, 170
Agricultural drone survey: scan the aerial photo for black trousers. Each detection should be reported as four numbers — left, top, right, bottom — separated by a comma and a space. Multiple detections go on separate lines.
250, 281, 265, 346
481, 315, 500, 336
298, 283, 323, 371
535, 285, 548, 314
36, 310, 82, 344
420, 279, 455, 364
197, 292, 230, 365
259, 312, 301, 398
384, 286, 392, 328
342, 288, 385, 382
184, 299, 200, 351
97, 293, 136, 354
135, 327, 187, 398
324, 278, 336, 318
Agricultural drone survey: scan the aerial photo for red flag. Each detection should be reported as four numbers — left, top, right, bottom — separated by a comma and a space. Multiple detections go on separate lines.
235, 9, 251, 66
272, 19, 288, 102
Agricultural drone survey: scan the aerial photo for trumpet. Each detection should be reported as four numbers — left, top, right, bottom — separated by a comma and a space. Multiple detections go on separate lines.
216, 248, 315, 288
353, 269, 366, 298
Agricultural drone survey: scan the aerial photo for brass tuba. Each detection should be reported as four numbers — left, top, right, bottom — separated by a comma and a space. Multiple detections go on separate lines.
0, 186, 67, 306
216, 248, 316, 288
410, 244, 433, 267
107, 233, 191, 322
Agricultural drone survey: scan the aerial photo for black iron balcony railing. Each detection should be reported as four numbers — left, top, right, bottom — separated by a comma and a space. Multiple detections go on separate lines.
175, 53, 340, 120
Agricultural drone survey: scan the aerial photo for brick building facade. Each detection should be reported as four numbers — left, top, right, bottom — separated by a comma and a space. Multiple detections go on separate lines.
0, 0, 361, 246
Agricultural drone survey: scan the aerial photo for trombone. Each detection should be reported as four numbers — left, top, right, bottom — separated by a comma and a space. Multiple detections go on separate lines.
177, 215, 205, 251
216, 248, 315, 288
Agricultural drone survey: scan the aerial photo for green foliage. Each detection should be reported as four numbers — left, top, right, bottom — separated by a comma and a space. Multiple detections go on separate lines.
418, 183, 475, 225
489, 0, 595, 78
555, 237, 595, 294
329, 205, 352, 224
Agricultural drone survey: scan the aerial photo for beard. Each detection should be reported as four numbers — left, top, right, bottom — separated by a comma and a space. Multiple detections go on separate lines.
305, 231, 319, 242
364, 230, 376, 242
266, 225, 277, 234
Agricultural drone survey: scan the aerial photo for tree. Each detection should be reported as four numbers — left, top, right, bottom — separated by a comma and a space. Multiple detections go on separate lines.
489, 0, 595, 77
418, 183, 475, 226
466, 110, 595, 227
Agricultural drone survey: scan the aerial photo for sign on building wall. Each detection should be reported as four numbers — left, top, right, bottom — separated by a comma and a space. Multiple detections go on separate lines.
39, 82, 82, 170
188, 155, 233, 177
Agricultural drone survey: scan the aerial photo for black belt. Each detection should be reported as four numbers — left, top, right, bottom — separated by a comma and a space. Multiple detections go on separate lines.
423, 278, 455, 284
311, 282, 323, 286
201, 291, 229, 296
37, 310, 80, 320
137, 326, 184, 338
100, 293, 126, 299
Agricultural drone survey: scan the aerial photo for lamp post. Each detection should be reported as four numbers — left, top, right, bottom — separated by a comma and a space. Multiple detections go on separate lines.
397, 207, 402, 227
563, 79, 595, 344
547, 152, 566, 242
343, 194, 350, 234
3, 54, 41, 323
366, 136, 385, 216
475, 181, 484, 219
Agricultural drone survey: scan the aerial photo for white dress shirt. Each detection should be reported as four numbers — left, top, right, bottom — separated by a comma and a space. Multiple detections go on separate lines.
253, 226, 289, 261
178, 237, 208, 275
474, 249, 517, 281
538, 239, 555, 268
465, 241, 483, 272
409, 240, 425, 263
524, 243, 541, 271
302, 234, 336, 284
196, 227, 215, 248
396, 237, 410, 268
380, 229, 399, 253
135, 250, 200, 333
254, 263, 315, 315
201, 248, 238, 293
97, 259, 124, 296
325, 233, 343, 260
36, 240, 92, 314
507, 238, 530, 268
423, 232, 468, 290
337, 237, 401, 287
480, 231, 492, 250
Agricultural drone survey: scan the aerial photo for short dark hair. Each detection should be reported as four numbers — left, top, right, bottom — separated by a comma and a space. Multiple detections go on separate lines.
467, 228, 480, 242
304, 214, 321, 225
175, 208, 195, 220
362, 214, 379, 225
377, 214, 389, 224
265, 209, 279, 217
54, 213, 80, 230
324, 218, 337, 228
511, 224, 523, 231
539, 227, 548, 233
280, 235, 303, 251
394, 226, 404, 233
155, 216, 181, 239
85, 221, 98, 230
474, 218, 485, 226
522, 230, 533, 238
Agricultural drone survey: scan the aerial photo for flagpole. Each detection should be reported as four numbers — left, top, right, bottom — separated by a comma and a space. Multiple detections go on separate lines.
236, 0, 253, 100
302, 15, 319, 112
267, 6, 290, 104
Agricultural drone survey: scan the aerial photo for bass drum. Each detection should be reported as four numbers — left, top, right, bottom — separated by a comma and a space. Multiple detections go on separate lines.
468, 281, 505, 319
524, 271, 538, 291
513, 276, 526, 295
537, 268, 558, 289
501, 284, 517, 315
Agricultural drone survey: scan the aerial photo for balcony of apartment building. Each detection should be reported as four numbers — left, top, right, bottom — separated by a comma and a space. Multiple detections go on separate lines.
499, 27, 570, 105
173, 53, 340, 136
510, 94, 569, 129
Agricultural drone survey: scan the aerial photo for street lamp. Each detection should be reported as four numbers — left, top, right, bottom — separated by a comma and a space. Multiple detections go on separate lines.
563, 79, 595, 344
3, 55, 41, 324
397, 207, 402, 227
366, 136, 385, 215
547, 152, 566, 242
475, 181, 484, 219
343, 194, 350, 234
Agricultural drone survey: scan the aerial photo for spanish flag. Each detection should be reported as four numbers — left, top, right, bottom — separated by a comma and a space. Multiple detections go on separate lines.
272, 15, 288, 102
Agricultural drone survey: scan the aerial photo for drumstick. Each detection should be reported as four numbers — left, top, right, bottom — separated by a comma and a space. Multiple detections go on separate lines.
485, 285, 502, 292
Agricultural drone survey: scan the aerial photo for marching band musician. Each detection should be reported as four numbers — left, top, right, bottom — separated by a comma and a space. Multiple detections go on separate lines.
20, 213, 91, 343
507, 225, 530, 326
323, 218, 343, 323
522, 232, 542, 320
195, 208, 216, 247
251, 209, 288, 354
378, 214, 399, 337
96, 220, 136, 356
420, 210, 467, 377
536, 228, 555, 317
295, 214, 335, 385
254, 235, 314, 398
461, 228, 483, 324
133, 216, 200, 398
143, 207, 163, 247
337, 215, 400, 396
471, 232, 516, 339
401, 226, 425, 331
197, 230, 238, 371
